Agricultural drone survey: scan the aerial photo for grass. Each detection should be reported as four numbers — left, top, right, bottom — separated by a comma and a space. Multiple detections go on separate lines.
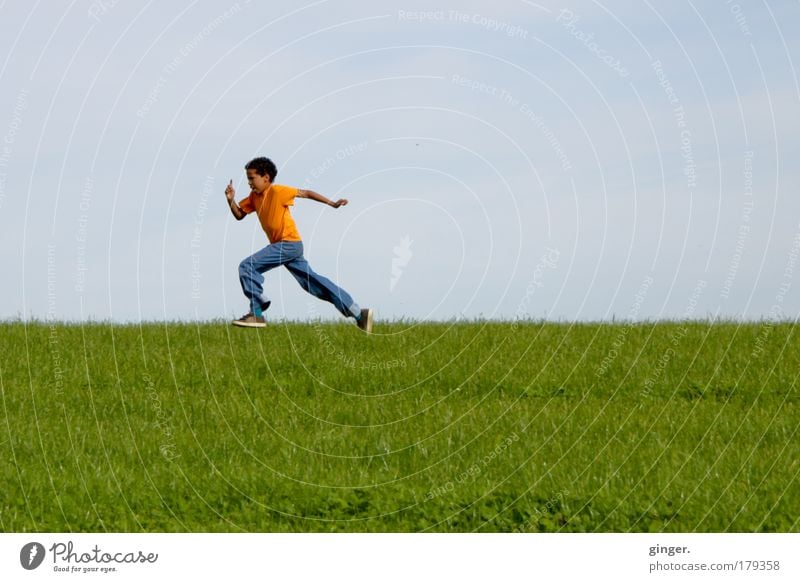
1, 318, 799, 532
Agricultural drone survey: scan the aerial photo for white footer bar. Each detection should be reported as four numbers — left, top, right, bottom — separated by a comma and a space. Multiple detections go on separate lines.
2, 533, 797, 581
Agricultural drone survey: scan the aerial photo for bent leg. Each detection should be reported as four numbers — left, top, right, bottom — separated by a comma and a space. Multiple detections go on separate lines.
285, 256, 360, 318
239, 242, 303, 313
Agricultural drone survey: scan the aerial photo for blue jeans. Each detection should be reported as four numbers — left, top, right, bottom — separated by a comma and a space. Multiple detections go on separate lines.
238, 241, 360, 318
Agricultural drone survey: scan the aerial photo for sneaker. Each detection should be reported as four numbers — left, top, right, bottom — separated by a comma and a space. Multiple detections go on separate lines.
356, 308, 373, 334
232, 312, 266, 328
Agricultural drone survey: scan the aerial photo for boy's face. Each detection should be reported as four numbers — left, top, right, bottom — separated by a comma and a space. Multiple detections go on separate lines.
246, 168, 271, 193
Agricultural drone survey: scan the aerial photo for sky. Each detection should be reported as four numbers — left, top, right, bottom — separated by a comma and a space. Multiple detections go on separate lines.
1, 0, 799, 323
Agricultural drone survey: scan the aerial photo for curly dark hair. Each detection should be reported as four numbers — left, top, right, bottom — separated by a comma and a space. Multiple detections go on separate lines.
245, 157, 278, 181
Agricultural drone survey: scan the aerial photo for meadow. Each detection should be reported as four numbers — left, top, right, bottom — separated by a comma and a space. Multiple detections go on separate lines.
1, 319, 798, 532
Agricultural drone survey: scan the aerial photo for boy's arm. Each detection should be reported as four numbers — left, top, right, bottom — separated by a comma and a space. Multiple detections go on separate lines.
297, 189, 348, 208
225, 179, 247, 220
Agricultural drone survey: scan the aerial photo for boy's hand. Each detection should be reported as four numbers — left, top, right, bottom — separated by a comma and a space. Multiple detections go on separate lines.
330, 198, 348, 208
225, 179, 236, 202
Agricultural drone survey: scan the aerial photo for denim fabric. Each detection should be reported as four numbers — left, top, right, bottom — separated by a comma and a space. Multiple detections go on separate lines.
238, 241, 360, 318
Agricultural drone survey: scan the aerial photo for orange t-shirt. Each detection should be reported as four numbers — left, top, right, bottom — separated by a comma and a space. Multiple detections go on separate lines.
239, 184, 302, 243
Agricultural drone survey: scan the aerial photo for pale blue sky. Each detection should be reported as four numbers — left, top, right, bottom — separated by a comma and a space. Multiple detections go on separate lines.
1, 0, 798, 322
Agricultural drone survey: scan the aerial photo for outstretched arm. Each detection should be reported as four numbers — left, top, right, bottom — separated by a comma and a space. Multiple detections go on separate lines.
297, 189, 348, 208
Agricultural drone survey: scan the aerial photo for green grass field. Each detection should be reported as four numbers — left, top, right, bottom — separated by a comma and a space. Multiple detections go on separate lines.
1, 319, 798, 532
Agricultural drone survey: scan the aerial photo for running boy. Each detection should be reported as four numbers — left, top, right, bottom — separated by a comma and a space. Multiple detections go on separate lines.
225, 156, 373, 332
